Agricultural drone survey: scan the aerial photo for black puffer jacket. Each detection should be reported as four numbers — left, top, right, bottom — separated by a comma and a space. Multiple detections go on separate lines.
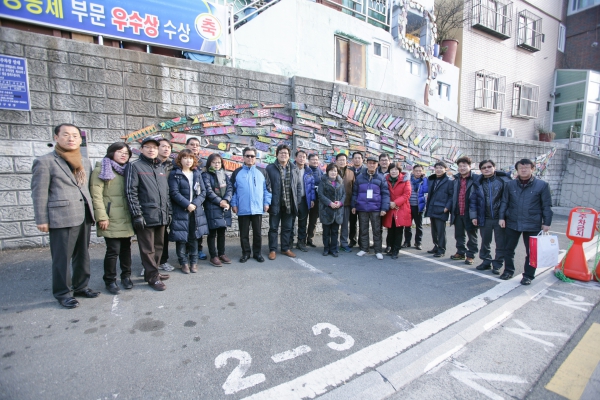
125, 154, 171, 226
202, 169, 233, 230
425, 174, 453, 221
500, 177, 553, 232
470, 171, 511, 223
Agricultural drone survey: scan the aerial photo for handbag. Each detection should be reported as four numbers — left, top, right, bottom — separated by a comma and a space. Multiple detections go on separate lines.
529, 231, 559, 268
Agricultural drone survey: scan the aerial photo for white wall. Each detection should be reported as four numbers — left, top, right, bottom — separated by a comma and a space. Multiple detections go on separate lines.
230, 0, 459, 120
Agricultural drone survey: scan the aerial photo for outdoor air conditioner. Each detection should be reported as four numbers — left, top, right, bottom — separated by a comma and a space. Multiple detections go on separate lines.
498, 128, 514, 137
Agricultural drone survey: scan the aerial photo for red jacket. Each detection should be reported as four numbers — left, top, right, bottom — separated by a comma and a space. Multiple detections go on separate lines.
383, 173, 412, 228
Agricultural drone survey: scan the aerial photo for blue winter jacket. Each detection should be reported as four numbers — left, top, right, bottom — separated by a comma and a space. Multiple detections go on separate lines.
351, 169, 390, 212
410, 175, 429, 212
230, 165, 272, 216
296, 163, 316, 208
168, 167, 209, 242
308, 165, 324, 202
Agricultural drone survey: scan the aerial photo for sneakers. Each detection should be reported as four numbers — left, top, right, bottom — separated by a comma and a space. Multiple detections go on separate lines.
159, 262, 175, 272
499, 272, 513, 280
149, 280, 166, 291
465, 257, 475, 265
414, 243, 422, 250
384, 247, 392, 254
376, 253, 383, 260
402, 242, 411, 248
198, 250, 207, 260
356, 250, 367, 257
476, 263, 492, 270
341, 246, 352, 253
210, 257, 222, 267
433, 253, 445, 258
520, 276, 532, 285
451, 253, 466, 260
492, 267, 501, 275
427, 248, 438, 254
140, 268, 145, 276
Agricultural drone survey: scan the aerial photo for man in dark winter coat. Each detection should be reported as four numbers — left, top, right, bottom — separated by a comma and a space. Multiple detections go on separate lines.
125, 137, 172, 291
499, 159, 553, 285
293, 150, 316, 252
157, 138, 175, 272
469, 159, 511, 274
351, 156, 390, 260
306, 153, 323, 247
265, 144, 302, 260
425, 162, 453, 257
450, 156, 479, 265
405, 165, 428, 250
348, 151, 365, 248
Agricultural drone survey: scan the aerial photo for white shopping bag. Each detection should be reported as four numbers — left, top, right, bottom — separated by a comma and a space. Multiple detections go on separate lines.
529, 232, 559, 268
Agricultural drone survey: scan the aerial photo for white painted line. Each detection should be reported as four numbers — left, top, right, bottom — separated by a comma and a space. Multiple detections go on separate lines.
399, 251, 500, 281
549, 231, 566, 235
242, 276, 522, 400
483, 310, 512, 331
450, 371, 527, 400
291, 257, 322, 273
423, 344, 464, 373
111, 295, 120, 317
271, 345, 312, 363
505, 319, 568, 347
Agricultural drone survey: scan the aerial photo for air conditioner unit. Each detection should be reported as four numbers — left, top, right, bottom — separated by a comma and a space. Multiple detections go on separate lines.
498, 128, 514, 137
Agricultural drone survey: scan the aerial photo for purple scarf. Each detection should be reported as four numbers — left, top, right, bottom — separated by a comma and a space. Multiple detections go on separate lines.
98, 157, 126, 181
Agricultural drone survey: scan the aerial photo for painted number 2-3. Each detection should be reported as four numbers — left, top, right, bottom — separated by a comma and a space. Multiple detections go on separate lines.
214, 323, 355, 394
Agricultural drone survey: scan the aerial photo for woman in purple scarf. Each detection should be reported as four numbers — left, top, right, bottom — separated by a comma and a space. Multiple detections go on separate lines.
90, 142, 135, 294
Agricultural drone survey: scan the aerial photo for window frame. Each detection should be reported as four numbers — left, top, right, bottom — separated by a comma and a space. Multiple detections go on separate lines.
516, 9, 543, 52
406, 59, 421, 76
471, 0, 513, 40
474, 70, 506, 113
334, 35, 367, 88
438, 82, 451, 101
511, 81, 539, 119
558, 23, 566, 52
373, 40, 390, 60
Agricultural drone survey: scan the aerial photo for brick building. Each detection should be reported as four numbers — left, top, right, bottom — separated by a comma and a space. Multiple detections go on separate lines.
561, 0, 600, 70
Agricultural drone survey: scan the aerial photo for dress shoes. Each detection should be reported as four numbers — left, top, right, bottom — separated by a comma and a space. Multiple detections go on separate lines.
58, 297, 79, 309
149, 280, 166, 291
414, 243, 422, 250
121, 277, 133, 289
190, 264, 198, 273
73, 288, 100, 298
427, 248, 438, 254
219, 255, 232, 264
159, 273, 170, 280
306, 240, 317, 248
268, 251, 276, 260
106, 282, 120, 294
281, 250, 296, 258
239, 255, 250, 263
181, 264, 190, 274
210, 257, 222, 267
476, 263, 492, 270
253, 254, 265, 263
499, 272, 513, 280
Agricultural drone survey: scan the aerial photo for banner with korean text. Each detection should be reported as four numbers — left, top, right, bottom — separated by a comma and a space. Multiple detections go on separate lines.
0, 0, 229, 55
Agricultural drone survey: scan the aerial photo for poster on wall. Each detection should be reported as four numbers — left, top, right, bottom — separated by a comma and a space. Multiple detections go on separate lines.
0, 0, 229, 55
0, 55, 30, 111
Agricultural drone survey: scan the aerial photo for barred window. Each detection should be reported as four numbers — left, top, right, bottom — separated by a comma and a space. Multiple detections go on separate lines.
475, 70, 505, 112
512, 82, 539, 119
472, 0, 512, 40
517, 10, 543, 52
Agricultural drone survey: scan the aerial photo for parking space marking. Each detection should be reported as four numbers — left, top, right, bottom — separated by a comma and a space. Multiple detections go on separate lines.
505, 319, 568, 347
271, 346, 312, 363
450, 371, 528, 400
545, 323, 600, 400
399, 251, 500, 281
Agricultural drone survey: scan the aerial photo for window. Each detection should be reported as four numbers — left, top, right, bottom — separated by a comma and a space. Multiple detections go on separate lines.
517, 10, 543, 52
569, 0, 600, 14
475, 70, 506, 112
406, 59, 420, 76
512, 82, 539, 118
438, 82, 451, 101
335, 36, 366, 88
373, 41, 390, 59
558, 24, 566, 52
472, 0, 513, 40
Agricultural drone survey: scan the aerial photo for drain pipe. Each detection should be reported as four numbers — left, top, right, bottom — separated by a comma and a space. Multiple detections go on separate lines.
230, 3, 235, 68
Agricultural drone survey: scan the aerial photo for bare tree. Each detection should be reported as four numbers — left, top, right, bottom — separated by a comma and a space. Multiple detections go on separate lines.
434, 0, 468, 45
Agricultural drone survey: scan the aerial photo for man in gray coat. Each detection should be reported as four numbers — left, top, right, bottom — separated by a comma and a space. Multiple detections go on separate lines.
31, 123, 100, 309
499, 158, 553, 285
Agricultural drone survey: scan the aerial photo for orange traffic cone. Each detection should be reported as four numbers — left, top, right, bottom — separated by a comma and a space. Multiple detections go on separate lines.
557, 242, 592, 282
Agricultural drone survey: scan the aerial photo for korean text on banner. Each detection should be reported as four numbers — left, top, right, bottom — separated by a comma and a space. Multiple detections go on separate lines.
529, 232, 560, 268
0, 0, 229, 55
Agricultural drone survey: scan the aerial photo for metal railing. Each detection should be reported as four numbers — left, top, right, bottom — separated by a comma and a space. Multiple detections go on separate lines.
232, 0, 282, 28
569, 126, 600, 156
471, 0, 512, 39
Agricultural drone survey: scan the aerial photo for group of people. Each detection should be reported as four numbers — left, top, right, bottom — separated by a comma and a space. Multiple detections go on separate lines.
31, 123, 552, 309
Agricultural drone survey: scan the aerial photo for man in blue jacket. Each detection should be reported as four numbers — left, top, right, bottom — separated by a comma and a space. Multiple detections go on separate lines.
499, 159, 553, 285
306, 153, 323, 247
425, 162, 453, 258
231, 147, 272, 263
293, 150, 316, 252
351, 156, 390, 260
405, 165, 428, 250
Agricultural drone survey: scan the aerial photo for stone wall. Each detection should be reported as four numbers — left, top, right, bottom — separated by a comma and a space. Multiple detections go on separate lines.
0, 27, 569, 250
558, 151, 600, 210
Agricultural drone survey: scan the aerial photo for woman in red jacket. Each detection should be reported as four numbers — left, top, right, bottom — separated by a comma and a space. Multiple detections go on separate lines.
383, 163, 412, 259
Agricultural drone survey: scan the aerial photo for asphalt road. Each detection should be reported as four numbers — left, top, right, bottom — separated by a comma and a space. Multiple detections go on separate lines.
2, 213, 592, 400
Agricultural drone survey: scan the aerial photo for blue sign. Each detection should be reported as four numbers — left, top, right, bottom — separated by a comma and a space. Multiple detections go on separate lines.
0, 55, 30, 111
0, 0, 228, 55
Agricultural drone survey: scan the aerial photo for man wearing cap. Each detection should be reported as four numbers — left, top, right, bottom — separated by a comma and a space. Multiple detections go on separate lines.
351, 156, 390, 260
125, 136, 172, 291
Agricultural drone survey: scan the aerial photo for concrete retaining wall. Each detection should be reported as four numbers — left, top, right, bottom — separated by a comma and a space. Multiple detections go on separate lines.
558, 151, 600, 210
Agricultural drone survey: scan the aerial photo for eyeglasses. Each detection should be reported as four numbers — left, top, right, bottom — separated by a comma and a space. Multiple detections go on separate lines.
244, 154, 256, 158
481, 165, 494, 170
143, 145, 158, 150
115, 150, 129, 155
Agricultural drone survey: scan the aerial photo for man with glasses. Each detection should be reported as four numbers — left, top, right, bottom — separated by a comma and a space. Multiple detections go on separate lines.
306, 154, 323, 247
231, 147, 272, 263
348, 152, 364, 248
265, 144, 302, 260
450, 156, 478, 265
499, 159, 553, 285
293, 150, 316, 252
157, 138, 175, 272
185, 137, 208, 261
125, 137, 172, 291
469, 160, 511, 274
336, 153, 355, 252
31, 123, 100, 308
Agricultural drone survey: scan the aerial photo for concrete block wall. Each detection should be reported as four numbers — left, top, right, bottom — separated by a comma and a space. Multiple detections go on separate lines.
0, 27, 569, 250
558, 151, 600, 210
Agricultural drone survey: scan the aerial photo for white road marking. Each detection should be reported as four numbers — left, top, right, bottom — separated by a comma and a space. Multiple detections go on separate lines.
111, 296, 120, 316
215, 350, 266, 395
399, 251, 500, 281
483, 311, 512, 331
450, 371, 527, 400
312, 323, 355, 351
291, 257, 322, 273
548, 231, 566, 235
505, 319, 568, 347
543, 289, 594, 311
271, 346, 312, 363
423, 344, 464, 373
